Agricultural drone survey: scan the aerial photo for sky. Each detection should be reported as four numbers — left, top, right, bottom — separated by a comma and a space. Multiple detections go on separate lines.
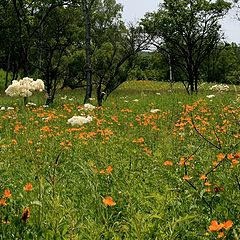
117, 0, 240, 44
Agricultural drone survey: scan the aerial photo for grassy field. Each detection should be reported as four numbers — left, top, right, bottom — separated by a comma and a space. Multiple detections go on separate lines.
0, 81, 239, 239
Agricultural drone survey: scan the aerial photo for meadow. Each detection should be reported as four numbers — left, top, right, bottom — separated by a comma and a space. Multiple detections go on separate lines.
0, 81, 239, 239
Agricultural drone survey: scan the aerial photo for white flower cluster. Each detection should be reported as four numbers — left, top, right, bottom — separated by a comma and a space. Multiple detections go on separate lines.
26, 102, 37, 107
150, 109, 161, 113
84, 103, 96, 111
5, 77, 45, 97
0, 106, 14, 111
209, 84, 229, 92
67, 116, 93, 126
206, 94, 215, 99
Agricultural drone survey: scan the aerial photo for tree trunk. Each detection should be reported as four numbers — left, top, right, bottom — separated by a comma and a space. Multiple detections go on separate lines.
188, 66, 194, 94
45, 73, 52, 105
5, 51, 11, 89
194, 68, 199, 93
11, 61, 18, 82
97, 78, 104, 106
168, 54, 173, 89
46, 97, 54, 105
194, 75, 198, 93
24, 96, 28, 105
83, 0, 92, 104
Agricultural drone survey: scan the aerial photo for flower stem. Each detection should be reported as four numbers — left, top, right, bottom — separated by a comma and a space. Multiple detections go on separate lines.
24, 97, 28, 106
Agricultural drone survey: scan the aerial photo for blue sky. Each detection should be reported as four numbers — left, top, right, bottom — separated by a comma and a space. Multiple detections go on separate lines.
117, 0, 240, 43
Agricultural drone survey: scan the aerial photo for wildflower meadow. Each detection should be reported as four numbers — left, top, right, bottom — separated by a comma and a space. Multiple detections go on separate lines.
0, 81, 239, 239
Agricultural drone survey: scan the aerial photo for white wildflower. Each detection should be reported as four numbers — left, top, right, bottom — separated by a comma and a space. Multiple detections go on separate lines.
84, 103, 96, 111
150, 109, 161, 113
209, 84, 229, 92
7, 107, 14, 111
206, 95, 215, 99
179, 132, 185, 136
133, 99, 139, 102
5, 77, 45, 97
61, 95, 67, 100
31, 79, 45, 92
0, 106, 6, 111
67, 116, 93, 126
26, 102, 36, 106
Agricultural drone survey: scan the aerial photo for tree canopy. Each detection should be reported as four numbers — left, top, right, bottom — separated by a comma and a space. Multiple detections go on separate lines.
0, 0, 239, 104
142, 0, 231, 93
0, 0, 151, 104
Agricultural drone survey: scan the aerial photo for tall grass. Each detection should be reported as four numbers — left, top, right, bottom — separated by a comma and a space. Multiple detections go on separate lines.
0, 81, 239, 239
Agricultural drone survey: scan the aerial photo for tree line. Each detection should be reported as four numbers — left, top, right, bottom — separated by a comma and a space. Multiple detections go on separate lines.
0, 0, 239, 105
130, 43, 240, 85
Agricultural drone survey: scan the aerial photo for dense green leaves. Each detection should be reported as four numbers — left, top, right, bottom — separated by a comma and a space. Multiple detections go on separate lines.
141, 0, 231, 93
0, 0, 151, 105
0, 0, 239, 105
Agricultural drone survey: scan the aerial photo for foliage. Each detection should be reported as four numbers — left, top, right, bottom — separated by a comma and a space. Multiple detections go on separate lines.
202, 43, 240, 84
32, 5, 78, 104
0, 0, 150, 105
92, 25, 152, 106
129, 52, 169, 81
141, 0, 231, 93
0, 69, 12, 91
129, 43, 240, 85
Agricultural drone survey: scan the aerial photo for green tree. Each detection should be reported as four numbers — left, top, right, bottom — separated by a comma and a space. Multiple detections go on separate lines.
64, 0, 127, 104
69, 0, 151, 106
0, 0, 21, 87
142, 0, 231, 93
0, 0, 81, 103
61, 50, 86, 90
92, 24, 151, 106
129, 52, 169, 81
32, 6, 78, 104
10, 0, 66, 75
1, 0, 152, 105
0, 0, 71, 91
202, 43, 240, 84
